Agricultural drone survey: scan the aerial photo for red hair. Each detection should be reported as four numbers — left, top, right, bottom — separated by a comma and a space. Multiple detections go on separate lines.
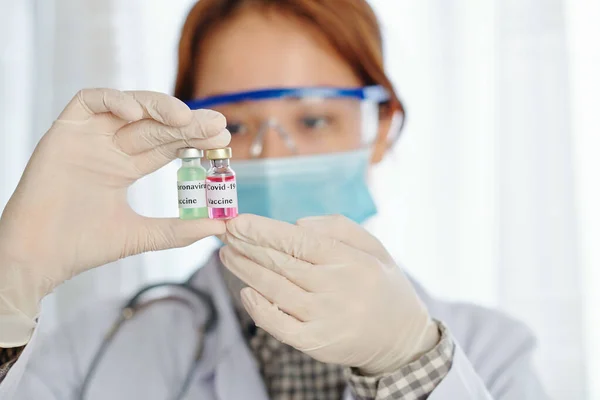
174, 0, 405, 137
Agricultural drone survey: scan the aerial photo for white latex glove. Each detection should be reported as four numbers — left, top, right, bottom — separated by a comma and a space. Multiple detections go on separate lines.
220, 214, 440, 376
0, 89, 230, 346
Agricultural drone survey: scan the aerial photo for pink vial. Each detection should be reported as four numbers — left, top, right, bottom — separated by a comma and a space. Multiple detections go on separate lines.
205, 147, 238, 220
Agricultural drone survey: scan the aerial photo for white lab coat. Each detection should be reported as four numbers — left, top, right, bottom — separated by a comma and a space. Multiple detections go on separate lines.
0, 254, 549, 399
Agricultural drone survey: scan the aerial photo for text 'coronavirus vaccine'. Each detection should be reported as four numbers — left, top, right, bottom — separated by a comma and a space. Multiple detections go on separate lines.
205, 147, 238, 220
177, 147, 208, 219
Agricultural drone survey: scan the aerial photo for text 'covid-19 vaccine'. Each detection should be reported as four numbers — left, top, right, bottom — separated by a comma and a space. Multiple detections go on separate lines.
205, 147, 238, 220
177, 147, 208, 219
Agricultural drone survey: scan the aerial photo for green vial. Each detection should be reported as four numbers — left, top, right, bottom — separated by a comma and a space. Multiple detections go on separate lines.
177, 148, 208, 219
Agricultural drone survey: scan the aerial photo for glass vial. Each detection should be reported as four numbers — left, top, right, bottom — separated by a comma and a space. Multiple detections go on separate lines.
205, 147, 238, 220
177, 147, 208, 219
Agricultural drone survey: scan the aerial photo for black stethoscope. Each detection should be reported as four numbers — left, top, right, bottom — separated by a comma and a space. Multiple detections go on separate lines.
77, 275, 218, 400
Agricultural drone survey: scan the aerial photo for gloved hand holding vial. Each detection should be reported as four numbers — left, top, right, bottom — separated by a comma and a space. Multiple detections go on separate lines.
0, 89, 231, 347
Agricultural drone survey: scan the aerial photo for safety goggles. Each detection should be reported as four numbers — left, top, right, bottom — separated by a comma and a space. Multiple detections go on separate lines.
186, 86, 390, 159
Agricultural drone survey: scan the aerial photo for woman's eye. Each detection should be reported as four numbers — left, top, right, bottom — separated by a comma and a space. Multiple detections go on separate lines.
226, 122, 247, 135
299, 116, 330, 130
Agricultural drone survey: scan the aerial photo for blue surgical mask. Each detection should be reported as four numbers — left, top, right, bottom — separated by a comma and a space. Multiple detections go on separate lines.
234, 149, 377, 224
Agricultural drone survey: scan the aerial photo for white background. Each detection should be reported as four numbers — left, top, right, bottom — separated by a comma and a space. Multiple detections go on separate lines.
1, 0, 598, 398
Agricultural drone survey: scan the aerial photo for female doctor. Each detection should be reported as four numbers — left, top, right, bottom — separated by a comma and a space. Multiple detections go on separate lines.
0, 0, 548, 399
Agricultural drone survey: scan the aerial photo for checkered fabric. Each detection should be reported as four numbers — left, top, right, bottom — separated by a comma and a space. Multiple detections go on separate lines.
247, 322, 453, 400
249, 326, 347, 399
344, 322, 454, 400
0, 345, 25, 384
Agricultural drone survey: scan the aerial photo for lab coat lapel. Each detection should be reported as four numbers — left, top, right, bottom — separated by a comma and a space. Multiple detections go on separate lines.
190, 254, 269, 400
215, 341, 269, 400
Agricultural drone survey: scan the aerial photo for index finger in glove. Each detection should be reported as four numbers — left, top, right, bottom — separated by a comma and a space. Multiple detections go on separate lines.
114, 109, 227, 156
225, 214, 369, 265
130, 129, 231, 177
296, 215, 394, 264
222, 234, 334, 292
240, 287, 314, 350
58, 89, 192, 127
219, 245, 317, 322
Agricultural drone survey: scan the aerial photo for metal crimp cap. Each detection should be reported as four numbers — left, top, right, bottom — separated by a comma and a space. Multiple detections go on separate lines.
177, 147, 203, 159
205, 147, 233, 160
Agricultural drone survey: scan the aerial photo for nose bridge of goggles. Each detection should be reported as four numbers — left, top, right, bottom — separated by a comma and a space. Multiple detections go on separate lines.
249, 118, 299, 158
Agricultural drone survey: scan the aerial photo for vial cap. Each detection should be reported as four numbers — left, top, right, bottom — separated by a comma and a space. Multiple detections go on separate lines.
177, 147, 203, 159
205, 147, 232, 160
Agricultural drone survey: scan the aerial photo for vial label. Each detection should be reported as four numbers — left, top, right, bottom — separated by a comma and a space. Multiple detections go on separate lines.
177, 180, 207, 209
206, 179, 238, 208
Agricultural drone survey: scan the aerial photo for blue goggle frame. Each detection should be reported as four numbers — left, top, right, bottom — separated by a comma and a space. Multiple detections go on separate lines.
186, 85, 390, 110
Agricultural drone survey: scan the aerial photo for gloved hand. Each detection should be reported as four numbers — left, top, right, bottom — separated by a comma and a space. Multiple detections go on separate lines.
220, 214, 440, 376
0, 89, 230, 347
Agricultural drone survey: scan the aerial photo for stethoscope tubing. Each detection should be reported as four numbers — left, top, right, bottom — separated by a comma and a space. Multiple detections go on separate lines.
77, 282, 217, 400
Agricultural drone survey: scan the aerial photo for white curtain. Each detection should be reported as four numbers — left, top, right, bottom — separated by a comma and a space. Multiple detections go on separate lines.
1, 0, 598, 398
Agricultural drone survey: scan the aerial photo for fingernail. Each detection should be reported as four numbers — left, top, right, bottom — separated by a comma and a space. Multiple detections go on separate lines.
296, 215, 329, 224
226, 215, 251, 239
218, 246, 228, 263
216, 129, 231, 144
193, 108, 225, 120
217, 233, 228, 245
192, 110, 227, 135
241, 288, 256, 307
